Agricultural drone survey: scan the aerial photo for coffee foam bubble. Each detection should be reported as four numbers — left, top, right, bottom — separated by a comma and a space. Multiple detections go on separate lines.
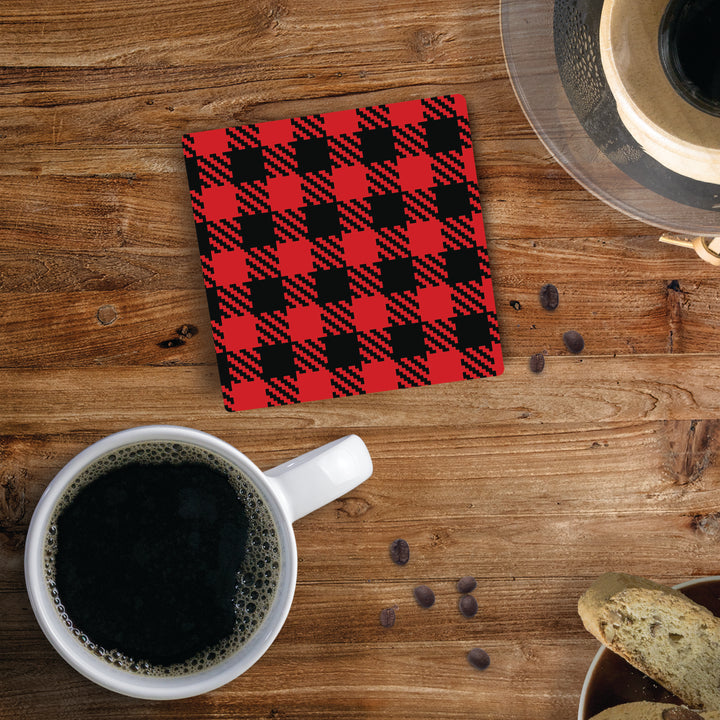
43, 440, 281, 677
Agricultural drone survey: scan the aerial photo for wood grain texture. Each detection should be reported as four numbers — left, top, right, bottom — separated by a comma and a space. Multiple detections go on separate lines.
2, 0, 720, 718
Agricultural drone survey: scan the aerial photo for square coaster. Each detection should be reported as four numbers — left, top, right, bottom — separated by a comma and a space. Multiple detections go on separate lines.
183, 94, 504, 411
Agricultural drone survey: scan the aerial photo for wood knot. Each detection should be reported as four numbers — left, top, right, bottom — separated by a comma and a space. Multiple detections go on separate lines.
254, 0, 287, 31
429, 529, 450, 548
96, 305, 117, 326
689, 512, 720, 540
409, 29, 448, 62
665, 419, 720, 486
335, 496, 371, 518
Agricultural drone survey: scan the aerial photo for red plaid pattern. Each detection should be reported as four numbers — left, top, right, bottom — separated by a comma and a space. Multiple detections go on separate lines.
183, 95, 503, 411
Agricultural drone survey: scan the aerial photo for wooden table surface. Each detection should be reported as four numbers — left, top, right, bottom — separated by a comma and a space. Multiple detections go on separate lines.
2, 1, 720, 718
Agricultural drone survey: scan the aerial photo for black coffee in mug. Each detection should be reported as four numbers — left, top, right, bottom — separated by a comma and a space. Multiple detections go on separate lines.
44, 442, 281, 676
660, 0, 720, 116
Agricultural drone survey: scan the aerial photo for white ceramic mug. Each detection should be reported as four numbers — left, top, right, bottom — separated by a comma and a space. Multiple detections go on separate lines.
24, 425, 373, 700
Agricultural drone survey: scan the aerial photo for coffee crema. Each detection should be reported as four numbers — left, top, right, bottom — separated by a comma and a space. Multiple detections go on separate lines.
43, 441, 281, 677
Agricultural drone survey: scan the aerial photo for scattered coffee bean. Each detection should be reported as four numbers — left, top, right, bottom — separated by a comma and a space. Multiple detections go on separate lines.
457, 575, 477, 594
467, 647, 491, 670
459, 594, 478, 618
563, 330, 585, 354
539, 283, 559, 311
379, 607, 396, 628
413, 585, 435, 608
509, 300, 522, 311
389, 538, 410, 565
529, 353, 545, 374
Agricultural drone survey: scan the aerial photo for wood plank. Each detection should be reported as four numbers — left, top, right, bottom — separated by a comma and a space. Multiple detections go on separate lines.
2, 567, 716, 718
0, 151, 643, 258
4, 419, 720, 600
2, 197, 718, 359
0, 72, 519, 147
0, 173, 193, 256
5, 506, 720, 593
2, 277, 719, 364
3, 355, 720, 431
3, 419, 720, 538
0, 0, 504, 69
0, 138, 551, 178
5, 489, 719, 589
0, 144, 675, 247
0, 634, 592, 719
0, 292, 216, 366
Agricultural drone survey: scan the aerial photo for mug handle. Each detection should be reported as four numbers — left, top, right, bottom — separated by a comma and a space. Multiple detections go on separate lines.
264, 435, 373, 523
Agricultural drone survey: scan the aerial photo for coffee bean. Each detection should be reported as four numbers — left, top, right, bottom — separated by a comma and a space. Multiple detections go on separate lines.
413, 585, 435, 608
563, 330, 585, 354
539, 283, 559, 311
379, 607, 396, 628
459, 594, 478, 618
509, 300, 522, 311
529, 353, 545, 374
457, 575, 477, 594
389, 538, 410, 565
467, 647, 490, 670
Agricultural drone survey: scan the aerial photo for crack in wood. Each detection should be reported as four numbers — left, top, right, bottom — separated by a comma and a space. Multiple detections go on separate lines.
667, 283, 680, 353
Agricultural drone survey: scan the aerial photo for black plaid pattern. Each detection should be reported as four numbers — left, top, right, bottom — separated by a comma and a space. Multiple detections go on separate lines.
424, 117, 462, 154
241, 212, 277, 249
304, 202, 342, 238
379, 257, 416, 294
249, 277, 286, 314
294, 138, 332, 174
314, 267, 352, 304
259, 342, 296, 379
370, 193, 407, 230
324, 332, 362, 369
444, 247, 483, 284
230, 147, 266, 183
433, 182, 472, 219
360, 127, 397, 164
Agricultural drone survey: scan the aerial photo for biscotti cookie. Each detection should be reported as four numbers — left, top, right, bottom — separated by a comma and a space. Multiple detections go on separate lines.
589, 701, 720, 720
579, 573, 720, 711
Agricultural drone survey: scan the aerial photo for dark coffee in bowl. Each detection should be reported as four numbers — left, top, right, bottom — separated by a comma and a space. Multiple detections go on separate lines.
44, 442, 280, 676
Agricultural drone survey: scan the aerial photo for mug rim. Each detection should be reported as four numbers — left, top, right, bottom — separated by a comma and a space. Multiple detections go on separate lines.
577, 574, 720, 720
24, 424, 299, 700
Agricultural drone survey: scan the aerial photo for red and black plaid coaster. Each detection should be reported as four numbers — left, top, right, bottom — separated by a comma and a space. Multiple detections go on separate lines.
183, 94, 503, 411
